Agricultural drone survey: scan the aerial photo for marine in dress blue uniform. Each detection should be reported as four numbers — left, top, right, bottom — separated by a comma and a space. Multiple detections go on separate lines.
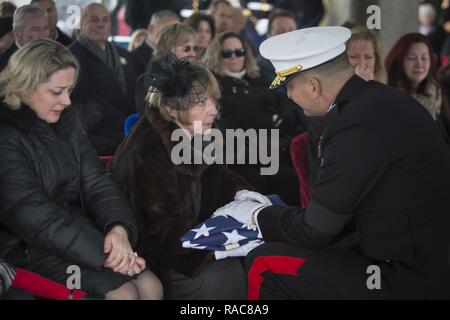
244, 27, 450, 299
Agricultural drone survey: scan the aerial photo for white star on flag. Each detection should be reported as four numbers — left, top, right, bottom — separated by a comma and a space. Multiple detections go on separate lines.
223, 229, 247, 245
191, 223, 216, 240
182, 240, 206, 250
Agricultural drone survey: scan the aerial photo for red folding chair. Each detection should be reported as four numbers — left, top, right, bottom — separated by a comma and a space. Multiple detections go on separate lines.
99, 155, 113, 169
11, 268, 87, 300
290, 132, 312, 208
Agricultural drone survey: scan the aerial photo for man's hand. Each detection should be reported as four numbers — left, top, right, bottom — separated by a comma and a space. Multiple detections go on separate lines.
212, 200, 269, 226
212, 190, 272, 226
235, 190, 272, 205
354, 64, 374, 81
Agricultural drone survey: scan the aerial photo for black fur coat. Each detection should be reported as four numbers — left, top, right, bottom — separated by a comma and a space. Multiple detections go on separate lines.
109, 107, 249, 279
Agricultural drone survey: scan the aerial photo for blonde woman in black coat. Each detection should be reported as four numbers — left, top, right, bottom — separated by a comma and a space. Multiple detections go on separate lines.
0, 39, 162, 299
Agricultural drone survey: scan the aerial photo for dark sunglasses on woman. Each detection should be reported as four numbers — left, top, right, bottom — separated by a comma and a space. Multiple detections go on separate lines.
179, 45, 200, 53
221, 48, 246, 58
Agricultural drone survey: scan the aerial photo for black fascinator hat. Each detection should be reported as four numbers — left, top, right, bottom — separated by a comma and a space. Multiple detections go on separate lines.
146, 53, 210, 110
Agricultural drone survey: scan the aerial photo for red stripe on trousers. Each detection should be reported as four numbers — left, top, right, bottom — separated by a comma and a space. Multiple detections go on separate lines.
247, 256, 305, 300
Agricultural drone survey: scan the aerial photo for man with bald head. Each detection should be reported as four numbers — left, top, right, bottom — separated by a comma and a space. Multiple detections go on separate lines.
69, 3, 137, 156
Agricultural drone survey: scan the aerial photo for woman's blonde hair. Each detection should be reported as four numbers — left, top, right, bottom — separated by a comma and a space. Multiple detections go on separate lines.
0, 38, 79, 110
154, 23, 197, 56
348, 26, 386, 83
128, 28, 149, 52
146, 62, 221, 125
202, 31, 260, 79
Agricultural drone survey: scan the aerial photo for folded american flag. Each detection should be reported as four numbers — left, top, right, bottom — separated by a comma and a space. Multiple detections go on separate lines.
181, 215, 260, 251
181, 194, 286, 252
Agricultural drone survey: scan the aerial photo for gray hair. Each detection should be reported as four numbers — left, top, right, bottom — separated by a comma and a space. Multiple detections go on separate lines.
13, 4, 47, 30
419, 3, 436, 21
149, 10, 179, 27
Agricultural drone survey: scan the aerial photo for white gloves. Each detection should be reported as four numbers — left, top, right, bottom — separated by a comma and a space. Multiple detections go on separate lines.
181, 190, 273, 261
210, 190, 272, 259
211, 200, 266, 226
234, 190, 272, 205
212, 190, 272, 227
214, 240, 264, 260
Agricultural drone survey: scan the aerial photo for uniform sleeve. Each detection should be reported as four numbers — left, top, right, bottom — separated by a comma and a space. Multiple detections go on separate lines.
0, 128, 106, 270
257, 123, 388, 248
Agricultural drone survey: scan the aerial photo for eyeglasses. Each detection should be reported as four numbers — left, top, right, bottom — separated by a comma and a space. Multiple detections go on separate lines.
221, 48, 246, 58
178, 45, 199, 53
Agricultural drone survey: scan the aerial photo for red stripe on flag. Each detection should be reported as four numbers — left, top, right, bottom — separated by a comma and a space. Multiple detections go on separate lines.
247, 256, 305, 300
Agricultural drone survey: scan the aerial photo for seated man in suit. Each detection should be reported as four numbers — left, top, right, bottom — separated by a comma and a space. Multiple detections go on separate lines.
0, 4, 49, 72
69, 3, 137, 156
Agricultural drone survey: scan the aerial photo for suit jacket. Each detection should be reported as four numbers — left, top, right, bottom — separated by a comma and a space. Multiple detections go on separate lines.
69, 40, 137, 156
0, 43, 18, 72
130, 41, 153, 76
55, 27, 73, 46
125, 0, 178, 31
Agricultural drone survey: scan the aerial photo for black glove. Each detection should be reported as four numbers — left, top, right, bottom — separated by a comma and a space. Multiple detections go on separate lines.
0, 259, 16, 297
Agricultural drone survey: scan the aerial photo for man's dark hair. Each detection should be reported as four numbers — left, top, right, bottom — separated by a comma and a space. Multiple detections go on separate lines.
185, 12, 216, 40
210, 0, 231, 15
268, 8, 296, 34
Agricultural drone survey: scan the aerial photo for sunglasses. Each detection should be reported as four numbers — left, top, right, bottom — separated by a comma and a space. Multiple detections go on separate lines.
178, 45, 199, 53
221, 48, 246, 58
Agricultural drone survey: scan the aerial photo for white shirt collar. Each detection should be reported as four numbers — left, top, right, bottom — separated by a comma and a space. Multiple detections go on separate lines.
224, 69, 246, 79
